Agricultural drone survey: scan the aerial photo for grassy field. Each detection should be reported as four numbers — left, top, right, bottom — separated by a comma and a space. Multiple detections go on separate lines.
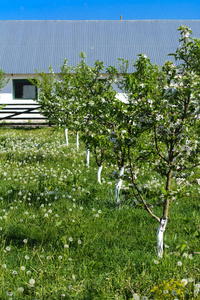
0, 128, 199, 299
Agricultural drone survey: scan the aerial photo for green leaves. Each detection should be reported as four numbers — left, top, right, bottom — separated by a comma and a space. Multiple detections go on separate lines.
0, 69, 9, 95
31, 28, 200, 222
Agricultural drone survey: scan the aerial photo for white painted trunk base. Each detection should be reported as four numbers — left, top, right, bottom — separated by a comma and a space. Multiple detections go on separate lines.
157, 218, 168, 258
86, 149, 90, 166
115, 166, 124, 203
97, 165, 103, 184
76, 132, 79, 151
65, 129, 69, 146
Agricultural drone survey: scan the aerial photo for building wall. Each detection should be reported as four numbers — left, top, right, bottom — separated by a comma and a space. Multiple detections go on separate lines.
0, 74, 128, 103
0, 74, 37, 104
0, 74, 127, 124
0, 74, 46, 124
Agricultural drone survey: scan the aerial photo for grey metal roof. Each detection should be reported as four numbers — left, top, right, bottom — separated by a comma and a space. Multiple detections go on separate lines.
0, 20, 200, 74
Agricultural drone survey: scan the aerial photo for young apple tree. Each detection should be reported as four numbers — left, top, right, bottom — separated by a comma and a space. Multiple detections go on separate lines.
116, 27, 200, 258
72, 56, 122, 182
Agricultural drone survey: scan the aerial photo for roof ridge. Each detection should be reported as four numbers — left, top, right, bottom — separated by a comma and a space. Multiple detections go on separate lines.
0, 19, 200, 22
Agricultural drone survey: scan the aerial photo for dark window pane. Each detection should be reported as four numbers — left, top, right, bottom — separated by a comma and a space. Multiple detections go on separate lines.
13, 80, 37, 99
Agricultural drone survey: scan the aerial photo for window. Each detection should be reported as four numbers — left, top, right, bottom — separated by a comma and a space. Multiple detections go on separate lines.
13, 79, 37, 99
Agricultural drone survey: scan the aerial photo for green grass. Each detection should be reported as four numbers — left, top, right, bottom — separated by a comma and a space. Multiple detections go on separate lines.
0, 128, 199, 299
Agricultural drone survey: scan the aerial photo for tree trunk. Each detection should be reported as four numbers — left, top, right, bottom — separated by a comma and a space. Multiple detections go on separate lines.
157, 217, 168, 258
97, 165, 103, 184
65, 128, 69, 146
157, 169, 172, 258
163, 169, 172, 218
115, 166, 124, 203
76, 132, 79, 151
86, 149, 90, 167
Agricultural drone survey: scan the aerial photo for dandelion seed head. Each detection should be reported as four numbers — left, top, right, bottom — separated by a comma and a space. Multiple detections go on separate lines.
93, 214, 99, 218
181, 278, 188, 286
18, 287, 24, 293
195, 283, 200, 289
26, 270, 31, 275
154, 260, 159, 264
133, 293, 140, 300
29, 279, 35, 285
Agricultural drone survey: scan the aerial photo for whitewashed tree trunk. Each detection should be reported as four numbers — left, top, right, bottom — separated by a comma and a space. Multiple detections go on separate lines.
86, 149, 90, 167
97, 165, 103, 184
115, 166, 124, 203
157, 218, 168, 258
76, 132, 79, 151
65, 128, 69, 146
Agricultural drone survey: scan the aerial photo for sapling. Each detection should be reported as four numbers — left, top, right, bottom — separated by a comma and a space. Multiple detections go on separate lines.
109, 131, 127, 202
73, 59, 119, 184
82, 131, 111, 184
117, 28, 200, 258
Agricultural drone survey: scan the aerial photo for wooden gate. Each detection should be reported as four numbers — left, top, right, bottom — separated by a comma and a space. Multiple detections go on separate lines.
0, 103, 52, 126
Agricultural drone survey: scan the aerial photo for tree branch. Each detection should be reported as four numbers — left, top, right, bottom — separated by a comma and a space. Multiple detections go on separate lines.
154, 125, 169, 163
128, 145, 160, 222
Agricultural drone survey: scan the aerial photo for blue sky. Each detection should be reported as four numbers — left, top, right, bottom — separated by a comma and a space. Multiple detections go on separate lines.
0, 0, 200, 20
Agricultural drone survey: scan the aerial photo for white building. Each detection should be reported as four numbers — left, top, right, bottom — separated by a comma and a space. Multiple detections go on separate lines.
0, 20, 200, 124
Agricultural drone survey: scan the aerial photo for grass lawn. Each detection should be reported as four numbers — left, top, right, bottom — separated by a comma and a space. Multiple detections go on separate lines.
0, 128, 199, 299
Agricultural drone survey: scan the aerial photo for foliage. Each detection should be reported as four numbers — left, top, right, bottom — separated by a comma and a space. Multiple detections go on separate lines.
0, 69, 9, 110
115, 26, 200, 226
0, 69, 9, 92
30, 26, 200, 260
